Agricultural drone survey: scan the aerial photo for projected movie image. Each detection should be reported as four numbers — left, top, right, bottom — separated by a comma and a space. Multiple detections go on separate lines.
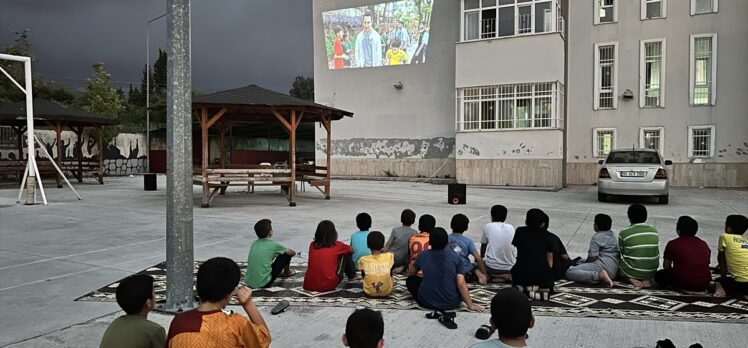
322, 0, 433, 69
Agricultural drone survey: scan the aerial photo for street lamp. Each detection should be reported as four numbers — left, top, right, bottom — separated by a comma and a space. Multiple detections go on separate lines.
146, 13, 166, 173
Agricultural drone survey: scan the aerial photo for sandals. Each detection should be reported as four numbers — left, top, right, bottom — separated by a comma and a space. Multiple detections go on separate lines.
425, 310, 457, 329
475, 324, 496, 340
279, 269, 297, 278
271, 300, 289, 315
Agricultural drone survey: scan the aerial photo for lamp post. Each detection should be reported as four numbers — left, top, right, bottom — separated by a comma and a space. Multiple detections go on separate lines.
146, 13, 166, 173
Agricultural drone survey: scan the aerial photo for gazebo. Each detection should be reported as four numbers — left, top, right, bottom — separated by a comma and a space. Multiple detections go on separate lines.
0, 99, 118, 185
192, 85, 352, 207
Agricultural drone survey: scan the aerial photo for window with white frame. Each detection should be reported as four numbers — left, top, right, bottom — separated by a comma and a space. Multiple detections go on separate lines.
640, 39, 665, 108
641, 0, 666, 19
595, 0, 616, 24
640, 127, 664, 152
594, 43, 617, 110
691, 0, 718, 15
690, 34, 717, 106
688, 125, 715, 157
593, 128, 616, 157
461, 0, 561, 41
457, 82, 561, 131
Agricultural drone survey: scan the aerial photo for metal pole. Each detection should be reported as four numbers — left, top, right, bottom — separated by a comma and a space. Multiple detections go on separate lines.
163, 0, 195, 313
24, 58, 38, 204
146, 13, 166, 174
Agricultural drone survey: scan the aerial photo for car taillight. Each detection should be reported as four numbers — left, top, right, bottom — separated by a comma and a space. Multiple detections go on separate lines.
655, 168, 667, 179
599, 168, 610, 179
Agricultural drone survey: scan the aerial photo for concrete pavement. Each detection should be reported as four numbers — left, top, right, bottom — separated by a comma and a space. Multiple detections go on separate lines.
1, 176, 746, 347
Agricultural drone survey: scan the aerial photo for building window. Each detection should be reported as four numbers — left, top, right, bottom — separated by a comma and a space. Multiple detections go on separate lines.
688, 125, 715, 158
594, 43, 617, 110
461, 0, 562, 41
641, 0, 666, 19
640, 39, 665, 108
691, 0, 718, 15
595, 0, 616, 24
640, 127, 664, 152
593, 128, 616, 157
690, 34, 717, 106
457, 82, 561, 131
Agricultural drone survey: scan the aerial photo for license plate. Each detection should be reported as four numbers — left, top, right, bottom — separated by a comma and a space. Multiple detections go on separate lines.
620, 171, 645, 177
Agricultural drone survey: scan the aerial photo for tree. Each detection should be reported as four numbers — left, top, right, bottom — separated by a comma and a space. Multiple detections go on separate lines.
0, 30, 75, 105
77, 63, 125, 142
289, 76, 314, 101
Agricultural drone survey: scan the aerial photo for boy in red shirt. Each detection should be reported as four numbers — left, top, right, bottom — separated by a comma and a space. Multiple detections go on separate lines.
303, 220, 356, 291
655, 216, 711, 293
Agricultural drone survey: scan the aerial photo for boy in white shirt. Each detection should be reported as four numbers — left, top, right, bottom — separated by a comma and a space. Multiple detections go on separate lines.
480, 205, 516, 281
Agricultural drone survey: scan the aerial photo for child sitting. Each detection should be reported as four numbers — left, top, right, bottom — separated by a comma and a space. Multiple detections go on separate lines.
511, 209, 554, 300
655, 216, 711, 293
541, 214, 571, 281
471, 288, 534, 348
166, 257, 270, 347
342, 308, 384, 348
449, 214, 489, 285
358, 231, 395, 297
715, 214, 748, 299
481, 205, 516, 282
351, 213, 372, 270
384, 209, 418, 273
304, 220, 357, 292
100, 274, 165, 348
244, 219, 296, 289
407, 227, 486, 329
408, 214, 436, 277
565, 214, 619, 287
618, 204, 660, 289
385, 38, 409, 65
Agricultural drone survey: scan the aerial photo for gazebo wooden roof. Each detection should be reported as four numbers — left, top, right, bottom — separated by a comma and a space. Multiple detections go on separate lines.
0, 99, 118, 185
192, 84, 352, 207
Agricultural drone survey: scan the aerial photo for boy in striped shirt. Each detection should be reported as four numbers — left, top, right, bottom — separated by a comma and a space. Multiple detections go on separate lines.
618, 204, 660, 289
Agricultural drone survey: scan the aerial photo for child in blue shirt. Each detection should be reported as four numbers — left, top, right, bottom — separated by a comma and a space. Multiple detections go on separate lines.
449, 214, 489, 285
351, 212, 372, 272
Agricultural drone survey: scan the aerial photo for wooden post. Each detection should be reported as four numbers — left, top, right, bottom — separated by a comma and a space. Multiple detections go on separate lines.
322, 114, 332, 199
75, 127, 83, 183
218, 123, 228, 195
289, 110, 297, 206
98, 125, 104, 184
54, 122, 63, 188
201, 108, 210, 207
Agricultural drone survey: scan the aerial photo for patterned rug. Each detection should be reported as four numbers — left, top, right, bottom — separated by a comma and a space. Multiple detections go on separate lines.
76, 261, 748, 324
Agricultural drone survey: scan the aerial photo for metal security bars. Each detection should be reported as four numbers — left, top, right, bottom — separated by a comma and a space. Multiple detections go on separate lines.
692, 36, 715, 105
595, 44, 617, 109
457, 82, 561, 131
642, 40, 664, 107
689, 126, 713, 157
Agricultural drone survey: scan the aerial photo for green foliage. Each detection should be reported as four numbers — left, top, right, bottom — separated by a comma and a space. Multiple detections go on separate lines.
289, 76, 314, 101
77, 63, 125, 142
0, 30, 75, 105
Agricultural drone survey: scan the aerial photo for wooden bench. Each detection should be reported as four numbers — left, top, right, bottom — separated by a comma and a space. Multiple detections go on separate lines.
296, 165, 330, 199
194, 167, 294, 207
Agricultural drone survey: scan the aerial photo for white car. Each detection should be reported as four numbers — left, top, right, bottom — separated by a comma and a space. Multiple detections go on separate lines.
597, 149, 672, 204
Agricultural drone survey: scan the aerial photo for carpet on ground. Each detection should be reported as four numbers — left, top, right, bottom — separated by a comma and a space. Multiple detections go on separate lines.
76, 261, 748, 324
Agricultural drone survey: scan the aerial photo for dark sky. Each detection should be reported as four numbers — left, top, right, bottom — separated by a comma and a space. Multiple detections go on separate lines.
0, 0, 313, 94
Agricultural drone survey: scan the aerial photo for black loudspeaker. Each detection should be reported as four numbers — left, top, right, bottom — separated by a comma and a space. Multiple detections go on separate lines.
448, 183, 466, 205
144, 173, 157, 191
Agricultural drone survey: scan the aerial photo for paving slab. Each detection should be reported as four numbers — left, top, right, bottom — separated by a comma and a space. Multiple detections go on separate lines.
1, 176, 747, 347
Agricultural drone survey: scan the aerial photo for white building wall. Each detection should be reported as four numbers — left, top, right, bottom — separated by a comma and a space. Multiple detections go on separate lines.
567, 0, 748, 187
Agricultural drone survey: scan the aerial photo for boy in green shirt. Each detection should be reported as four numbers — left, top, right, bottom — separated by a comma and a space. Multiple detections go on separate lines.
99, 274, 165, 348
618, 204, 660, 289
245, 219, 296, 288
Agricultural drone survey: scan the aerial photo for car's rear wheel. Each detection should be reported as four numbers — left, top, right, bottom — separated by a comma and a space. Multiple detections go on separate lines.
598, 193, 607, 202
658, 194, 669, 204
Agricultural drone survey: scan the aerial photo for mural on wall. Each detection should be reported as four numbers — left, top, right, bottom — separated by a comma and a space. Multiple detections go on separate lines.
318, 137, 454, 159
0, 130, 147, 176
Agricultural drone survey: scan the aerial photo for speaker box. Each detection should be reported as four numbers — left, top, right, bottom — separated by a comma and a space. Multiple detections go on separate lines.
144, 173, 157, 191
448, 183, 466, 205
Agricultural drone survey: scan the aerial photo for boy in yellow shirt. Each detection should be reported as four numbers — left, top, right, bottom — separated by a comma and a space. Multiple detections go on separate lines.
715, 214, 748, 299
385, 39, 409, 65
358, 231, 395, 297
